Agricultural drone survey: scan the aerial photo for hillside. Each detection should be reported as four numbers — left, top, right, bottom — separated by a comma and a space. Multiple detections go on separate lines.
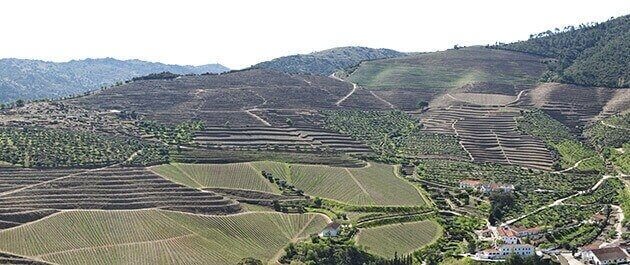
494, 14, 629, 88
68, 69, 389, 126
0, 58, 229, 103
253, 46, 405, 75
346, 47, 546, 110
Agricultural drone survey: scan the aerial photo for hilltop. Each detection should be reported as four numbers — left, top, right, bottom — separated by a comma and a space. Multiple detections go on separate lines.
0, 58, 229, 103
494, 14, 629, 88
253, 46, 405, 75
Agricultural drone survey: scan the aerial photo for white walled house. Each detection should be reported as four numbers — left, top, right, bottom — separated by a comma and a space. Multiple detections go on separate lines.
319, 222, 341, 237
581, 247, 629, 265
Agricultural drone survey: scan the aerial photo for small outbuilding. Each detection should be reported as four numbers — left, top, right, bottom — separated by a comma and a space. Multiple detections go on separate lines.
319, 221, 341, 237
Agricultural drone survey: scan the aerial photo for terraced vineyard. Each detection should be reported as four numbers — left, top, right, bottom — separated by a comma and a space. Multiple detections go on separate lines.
520, 83, 630, 133
0, 167, 241, 220
419, 105, 554, 170
189, 126, 372, 155
355, 220, 442, 258
150, 162, 280, 194
0, 210, 328, 265
251, 161, 427, 206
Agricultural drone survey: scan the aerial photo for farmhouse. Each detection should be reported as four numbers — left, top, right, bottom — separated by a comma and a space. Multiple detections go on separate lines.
581, 246, 629, 265
319, 221, 341, 237
476, 244, 536, 260
480, 183, 515, 193
459, 179, 482, 189
498, 226, 519, 245
459, 180, 514, 193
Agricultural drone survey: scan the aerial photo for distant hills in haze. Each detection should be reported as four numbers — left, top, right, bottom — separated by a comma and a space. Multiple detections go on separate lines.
252, 46, 406, 76
0, 58, 229, 103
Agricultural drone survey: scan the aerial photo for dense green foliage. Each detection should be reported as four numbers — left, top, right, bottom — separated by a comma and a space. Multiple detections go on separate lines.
517, 205, 601, 228
417, 159, 600, 220
586, 113, 630, 149
516, 110, 604, 171
494, 15, 629, 88
253, 46, 405, 75
0, 127, 167, 168
322, 110, 466, 161
139, 120, 204, 145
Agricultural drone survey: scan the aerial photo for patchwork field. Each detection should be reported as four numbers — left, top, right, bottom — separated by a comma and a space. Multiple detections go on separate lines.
150, 162, 280, 194
355, 220, 442, 258
0, 210, 329, 265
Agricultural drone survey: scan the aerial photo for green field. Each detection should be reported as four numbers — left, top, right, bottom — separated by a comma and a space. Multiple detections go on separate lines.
150, 162, 280, 193
355, 220, 442, 258
347, 47, 544, 90
0, 210, 328, 265
250, 161, 427, 206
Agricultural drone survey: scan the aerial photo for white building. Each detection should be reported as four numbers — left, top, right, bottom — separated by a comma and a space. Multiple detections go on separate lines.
319, 222, 341, 237
476, 244, 535, 260
581, 246, 629, 265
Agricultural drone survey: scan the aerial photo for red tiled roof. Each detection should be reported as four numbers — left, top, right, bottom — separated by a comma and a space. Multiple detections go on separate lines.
498, 226, 517, 237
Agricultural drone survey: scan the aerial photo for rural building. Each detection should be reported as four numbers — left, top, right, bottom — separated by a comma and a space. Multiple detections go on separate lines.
581, 246, 629, 265
459, 179, 482, 190
510, 226, 543, 239
480, 183, 515, 193
459, 180, 514, 193
476, 244, 536, 260
319, 221, 341, 237
498, 226, 519, 245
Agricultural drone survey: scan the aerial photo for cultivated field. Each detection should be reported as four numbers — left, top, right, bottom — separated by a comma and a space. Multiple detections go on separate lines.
67, 69, 392, 126
355, 220, 442, 258
0, 166, 241, 219
150, 162, 281, 194
250, 161, 427, 206
418, 104, 555, 170
348, 47, 544, 91
0, 210, 329, 265
521, 83, 630, 132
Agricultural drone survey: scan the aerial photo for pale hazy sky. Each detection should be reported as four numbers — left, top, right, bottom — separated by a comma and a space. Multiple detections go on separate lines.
1, 0, 628, 69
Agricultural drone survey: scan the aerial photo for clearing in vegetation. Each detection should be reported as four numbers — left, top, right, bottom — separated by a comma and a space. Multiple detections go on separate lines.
355, 220, 442, 258
0, 209, 328, 265
150, 162, 280, 194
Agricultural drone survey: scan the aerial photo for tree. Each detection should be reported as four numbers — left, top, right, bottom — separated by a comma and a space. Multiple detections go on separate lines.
15, 99, 24, 107
237, 257, 263, 265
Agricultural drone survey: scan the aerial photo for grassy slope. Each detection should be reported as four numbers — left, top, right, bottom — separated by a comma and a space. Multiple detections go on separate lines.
0, 210, 328, 265
355, 220, 442, 258
250, 161, 426, 206
347, 47, 544, 90
150, 162, 280, 194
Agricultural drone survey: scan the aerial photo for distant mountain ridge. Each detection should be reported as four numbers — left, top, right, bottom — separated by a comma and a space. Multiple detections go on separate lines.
252, 46, 406, 75
0, 58, 229, 103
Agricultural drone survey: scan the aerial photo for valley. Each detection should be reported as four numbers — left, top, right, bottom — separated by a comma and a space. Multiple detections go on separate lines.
0, 13, 628, 265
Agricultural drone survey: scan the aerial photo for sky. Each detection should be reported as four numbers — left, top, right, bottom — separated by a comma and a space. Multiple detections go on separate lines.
0, 0, 628, 69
